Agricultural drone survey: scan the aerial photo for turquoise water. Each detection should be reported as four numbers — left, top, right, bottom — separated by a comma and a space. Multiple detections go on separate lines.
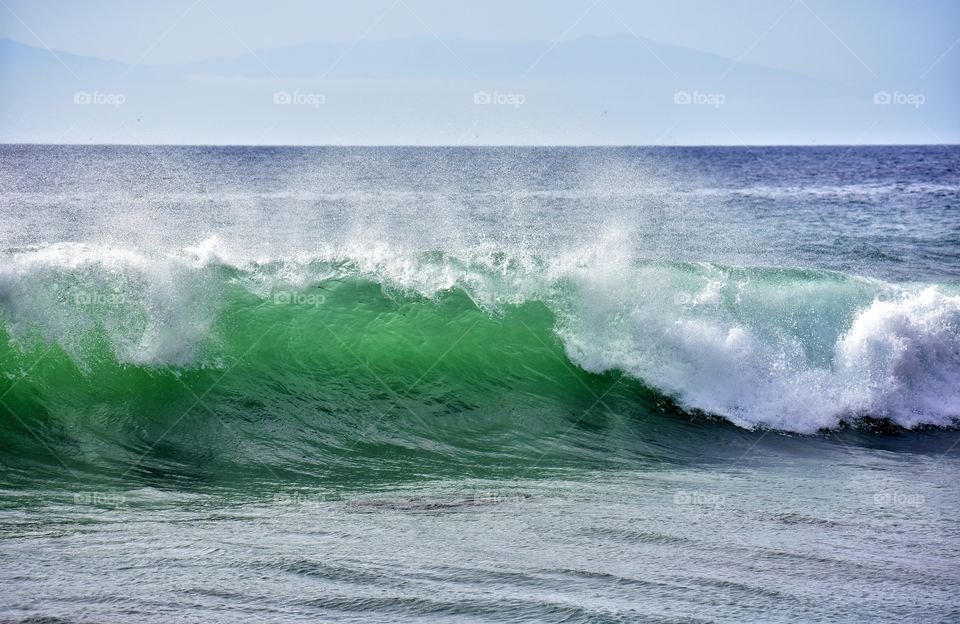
0, 146, 958, 622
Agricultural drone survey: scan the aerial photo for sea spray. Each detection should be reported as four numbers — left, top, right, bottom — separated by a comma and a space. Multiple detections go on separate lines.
1, 241, 957, 437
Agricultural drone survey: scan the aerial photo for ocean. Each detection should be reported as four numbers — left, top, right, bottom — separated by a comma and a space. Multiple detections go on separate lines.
0, 145, 958, 622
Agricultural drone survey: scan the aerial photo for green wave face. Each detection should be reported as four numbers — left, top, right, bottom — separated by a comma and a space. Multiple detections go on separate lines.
0, 280, 691, 487
1, 248, 958, 488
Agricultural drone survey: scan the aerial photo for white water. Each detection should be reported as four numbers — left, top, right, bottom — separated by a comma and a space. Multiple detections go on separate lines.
1, 237, 958, 433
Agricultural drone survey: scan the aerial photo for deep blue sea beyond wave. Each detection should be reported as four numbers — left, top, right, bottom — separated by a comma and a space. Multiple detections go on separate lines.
0, 145, 958, 623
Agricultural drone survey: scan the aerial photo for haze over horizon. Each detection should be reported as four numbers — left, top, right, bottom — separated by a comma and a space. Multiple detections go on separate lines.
0, 0, 957, 144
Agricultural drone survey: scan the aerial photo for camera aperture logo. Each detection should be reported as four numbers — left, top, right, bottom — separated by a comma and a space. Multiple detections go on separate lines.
73, 90, 126, 108
273, 90, 326, 108
673, 490, 725, 508
74, 491, 126, 507
873, 91, 925, 108
874, 491, 925, 507
474, 90, 526, 108
74, 291, 126, 306
673, 90, 725, 108
273, 291, 326, 307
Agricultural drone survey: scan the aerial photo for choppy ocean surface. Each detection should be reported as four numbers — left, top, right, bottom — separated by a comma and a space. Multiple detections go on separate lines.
0, 145, 958, 622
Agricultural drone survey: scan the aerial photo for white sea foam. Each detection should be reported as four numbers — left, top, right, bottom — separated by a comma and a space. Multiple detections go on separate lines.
0, 238, 957, 432
557, 261, 960, 432
0, 242, 223, 367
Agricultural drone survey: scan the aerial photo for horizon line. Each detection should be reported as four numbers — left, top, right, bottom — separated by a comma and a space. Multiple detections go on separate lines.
2, 142, 958, 149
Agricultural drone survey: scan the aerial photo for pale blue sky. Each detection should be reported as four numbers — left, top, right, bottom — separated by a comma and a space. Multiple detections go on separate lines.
1, 0, 956, 80
1, 0, 957, 144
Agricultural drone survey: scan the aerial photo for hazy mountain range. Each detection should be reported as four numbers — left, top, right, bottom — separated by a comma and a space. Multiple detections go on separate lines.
1, 35, 955, 144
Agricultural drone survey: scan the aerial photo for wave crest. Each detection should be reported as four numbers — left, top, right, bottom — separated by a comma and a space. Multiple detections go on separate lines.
0, 240, 958, 433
